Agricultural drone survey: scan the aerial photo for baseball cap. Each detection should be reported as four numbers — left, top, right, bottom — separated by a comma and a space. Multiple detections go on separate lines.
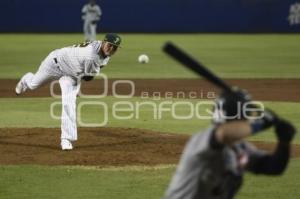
103, 33, 122, 47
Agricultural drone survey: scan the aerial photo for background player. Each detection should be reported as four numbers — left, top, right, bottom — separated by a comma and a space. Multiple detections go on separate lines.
164, 89, 296, 199
15, 33, 122, 150
82, 0, 102, 41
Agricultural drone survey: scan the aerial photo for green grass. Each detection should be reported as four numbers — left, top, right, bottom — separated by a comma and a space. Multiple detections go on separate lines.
1, 159, 300, 199
0, 97, 299, 143
0, 165, 171, 199
237, 159, 300, 199
1, 33, 299, 199
1, 34, 300, 78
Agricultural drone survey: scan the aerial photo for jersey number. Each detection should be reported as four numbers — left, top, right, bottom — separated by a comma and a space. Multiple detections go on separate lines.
74, 41, 91, 47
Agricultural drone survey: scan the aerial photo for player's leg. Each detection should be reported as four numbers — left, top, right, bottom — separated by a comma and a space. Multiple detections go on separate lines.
83, 20, 90, 41
87, 22, 95, 41
90, 24, 97, 41
59, 76, 81, 150
15, 51, 62, 95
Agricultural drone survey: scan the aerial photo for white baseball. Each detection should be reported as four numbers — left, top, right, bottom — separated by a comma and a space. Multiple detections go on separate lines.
138, 54, 149, 64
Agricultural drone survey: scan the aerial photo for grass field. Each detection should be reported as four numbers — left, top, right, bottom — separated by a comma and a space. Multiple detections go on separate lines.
1, 160, 300, 199
1, 34, 300, 78
0, 98, 299, 143
0, 34, 299, 199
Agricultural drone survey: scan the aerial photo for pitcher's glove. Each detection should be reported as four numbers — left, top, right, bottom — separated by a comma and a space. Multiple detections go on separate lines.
275, 119, 296, 143
82, 76, 94, 81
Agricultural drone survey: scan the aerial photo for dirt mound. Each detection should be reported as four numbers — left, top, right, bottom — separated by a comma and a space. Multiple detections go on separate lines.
0, 127, 187, 166
0, 127, 299, 166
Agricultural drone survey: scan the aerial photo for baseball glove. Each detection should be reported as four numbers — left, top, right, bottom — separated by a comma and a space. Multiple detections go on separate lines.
82, 76, 94, 81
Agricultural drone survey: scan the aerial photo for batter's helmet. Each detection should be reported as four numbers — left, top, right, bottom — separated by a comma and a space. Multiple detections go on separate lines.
212, 88, 252, 123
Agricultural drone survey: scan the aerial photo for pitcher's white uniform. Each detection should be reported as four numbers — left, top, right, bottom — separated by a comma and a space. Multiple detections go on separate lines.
16, 41, 109, 149
82, 2, 102, 41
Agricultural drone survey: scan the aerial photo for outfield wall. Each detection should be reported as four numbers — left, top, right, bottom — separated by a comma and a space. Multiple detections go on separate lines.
0, 0, 299, 32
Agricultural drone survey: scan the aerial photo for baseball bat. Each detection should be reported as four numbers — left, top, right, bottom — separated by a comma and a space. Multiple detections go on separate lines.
163, 42, 233, 93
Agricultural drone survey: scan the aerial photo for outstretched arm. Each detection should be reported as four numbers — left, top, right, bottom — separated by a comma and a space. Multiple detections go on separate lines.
248, 119, 296, 175
213, 110, 277, 147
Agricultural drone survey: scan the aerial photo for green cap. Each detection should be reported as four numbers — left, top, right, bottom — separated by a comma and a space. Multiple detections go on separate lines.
103, 33, 122, 47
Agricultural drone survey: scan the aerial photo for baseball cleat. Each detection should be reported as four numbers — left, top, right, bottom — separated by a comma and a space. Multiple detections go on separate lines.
15, 80, 24, 95
61, 139, 73, 150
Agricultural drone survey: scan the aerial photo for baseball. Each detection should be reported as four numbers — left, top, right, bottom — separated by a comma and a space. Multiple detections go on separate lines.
138, 54, 149, 64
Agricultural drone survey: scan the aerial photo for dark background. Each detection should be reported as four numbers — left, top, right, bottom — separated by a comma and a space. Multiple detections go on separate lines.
0, 0, 299, 32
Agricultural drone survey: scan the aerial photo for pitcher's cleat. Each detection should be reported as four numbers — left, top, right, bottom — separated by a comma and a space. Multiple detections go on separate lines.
61, 139, 73, 150
15, 80, 25, 95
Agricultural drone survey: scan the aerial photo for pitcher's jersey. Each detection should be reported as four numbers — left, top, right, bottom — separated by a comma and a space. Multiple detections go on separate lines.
53, 41, 109, 78
82, 4, 102, 21
164, 126, 265, 199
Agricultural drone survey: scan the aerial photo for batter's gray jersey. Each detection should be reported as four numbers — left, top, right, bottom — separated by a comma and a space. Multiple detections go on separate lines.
53, 41, 109, 78
164, 127, 265, 199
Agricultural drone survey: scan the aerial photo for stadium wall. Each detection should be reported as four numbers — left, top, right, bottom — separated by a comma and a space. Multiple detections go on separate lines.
0, 0, 299, 33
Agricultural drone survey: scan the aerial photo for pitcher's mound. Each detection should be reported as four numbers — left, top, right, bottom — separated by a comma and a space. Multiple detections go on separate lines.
1, 127, 299, 166
0, 127, 188, 166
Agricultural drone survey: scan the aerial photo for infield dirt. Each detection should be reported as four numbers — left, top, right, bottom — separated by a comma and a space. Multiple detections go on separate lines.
0, 78, 299, 166
0, 127, 299, 166
0, 78, 299, 102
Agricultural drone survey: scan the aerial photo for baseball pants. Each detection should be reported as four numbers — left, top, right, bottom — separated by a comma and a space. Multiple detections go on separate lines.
83, 20, 97, 41
18, 51, 81, 142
